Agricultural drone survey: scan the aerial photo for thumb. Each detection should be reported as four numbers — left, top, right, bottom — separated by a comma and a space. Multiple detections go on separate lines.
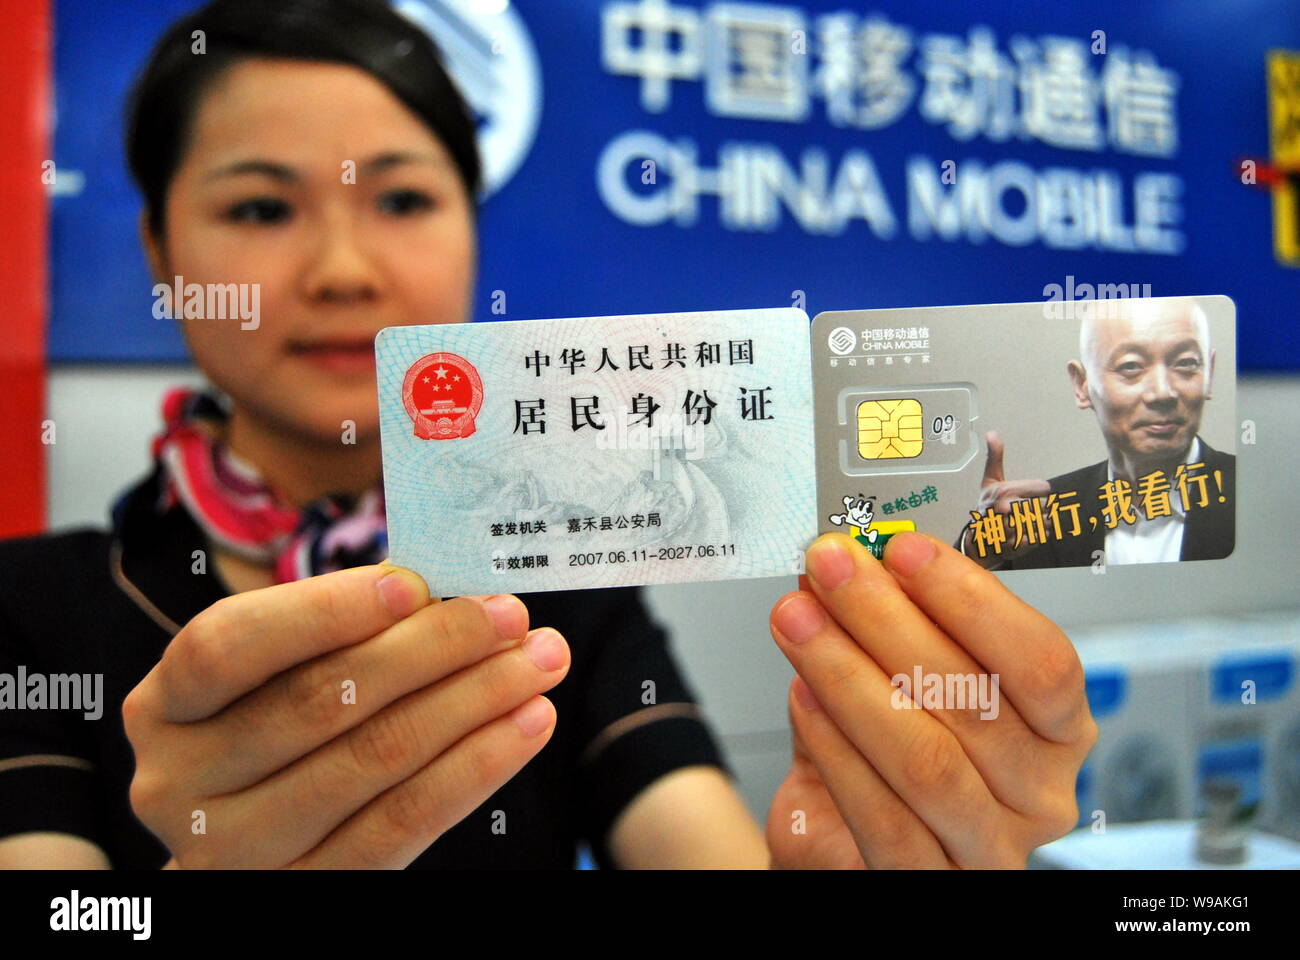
982, 430, 1006, 487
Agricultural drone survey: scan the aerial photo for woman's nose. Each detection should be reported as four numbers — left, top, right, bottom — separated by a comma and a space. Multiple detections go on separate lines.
299, 213, 383, 304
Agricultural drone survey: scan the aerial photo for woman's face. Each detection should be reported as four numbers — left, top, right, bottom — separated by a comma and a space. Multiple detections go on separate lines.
148, 57, 476, 445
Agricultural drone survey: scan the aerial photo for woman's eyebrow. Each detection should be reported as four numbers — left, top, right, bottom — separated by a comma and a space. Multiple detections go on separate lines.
360, 151, 448, 174
205, 159, 299, 183
204, 153, 446, 182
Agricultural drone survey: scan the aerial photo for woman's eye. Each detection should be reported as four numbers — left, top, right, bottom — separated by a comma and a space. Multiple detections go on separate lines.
377, 189, 435, 216
226, 197, 291, 224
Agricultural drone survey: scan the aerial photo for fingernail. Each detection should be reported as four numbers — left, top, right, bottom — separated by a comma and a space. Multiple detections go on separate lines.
883, 532, 937, 578
477, 595, 527, 640
792, 675, 821, 712
806, 537, 855, 592
773, 595, 826, 644
511, 697, 553, 737
522, 627, 567, 671
377, 568, 427, 618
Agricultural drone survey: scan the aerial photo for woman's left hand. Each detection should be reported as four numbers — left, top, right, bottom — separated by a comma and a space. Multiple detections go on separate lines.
765, 531, 1097, 869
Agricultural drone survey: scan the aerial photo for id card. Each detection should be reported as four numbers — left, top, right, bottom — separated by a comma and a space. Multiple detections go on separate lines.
811, 296, 1237, 571
376, 309, 816, 595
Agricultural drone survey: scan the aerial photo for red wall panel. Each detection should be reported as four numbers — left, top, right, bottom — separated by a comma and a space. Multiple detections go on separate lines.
0, 0, 50, 536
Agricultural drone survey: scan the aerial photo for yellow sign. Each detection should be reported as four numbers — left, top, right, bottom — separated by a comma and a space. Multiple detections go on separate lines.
857, 398, 924, 460
1268, 50, 1300, 266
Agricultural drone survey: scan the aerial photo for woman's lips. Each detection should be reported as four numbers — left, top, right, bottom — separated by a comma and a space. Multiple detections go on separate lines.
288, 339, 376, 374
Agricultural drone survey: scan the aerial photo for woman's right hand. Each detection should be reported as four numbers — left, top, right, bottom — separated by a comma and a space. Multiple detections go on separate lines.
122, 564, 569, 868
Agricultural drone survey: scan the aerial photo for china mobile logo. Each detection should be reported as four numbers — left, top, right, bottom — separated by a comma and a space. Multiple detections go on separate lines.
826, 326, 856, 355
891, 666, 1000, 720
402, 352, 484, 440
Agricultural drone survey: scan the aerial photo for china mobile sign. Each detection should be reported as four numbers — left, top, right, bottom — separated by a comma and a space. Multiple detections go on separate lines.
395, 0, 542, 199
597, 0, 1185, 254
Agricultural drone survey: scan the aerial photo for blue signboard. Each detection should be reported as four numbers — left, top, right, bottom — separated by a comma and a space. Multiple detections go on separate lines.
50, 0, 1300, 368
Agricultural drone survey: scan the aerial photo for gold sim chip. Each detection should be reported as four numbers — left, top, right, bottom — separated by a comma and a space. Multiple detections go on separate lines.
856, 398, 924, 460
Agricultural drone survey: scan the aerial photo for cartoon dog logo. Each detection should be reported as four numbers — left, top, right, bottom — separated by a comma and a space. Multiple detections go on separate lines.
828, 495, 878, 544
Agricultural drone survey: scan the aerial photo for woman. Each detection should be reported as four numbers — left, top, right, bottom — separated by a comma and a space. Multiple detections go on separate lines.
0, 0, 1095, 869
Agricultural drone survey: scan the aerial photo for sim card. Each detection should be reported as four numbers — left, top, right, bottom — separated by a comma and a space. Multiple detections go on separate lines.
812, 298, 1238, 570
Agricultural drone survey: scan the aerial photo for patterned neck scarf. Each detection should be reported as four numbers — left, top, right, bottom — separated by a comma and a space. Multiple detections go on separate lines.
142, 387, 387, 583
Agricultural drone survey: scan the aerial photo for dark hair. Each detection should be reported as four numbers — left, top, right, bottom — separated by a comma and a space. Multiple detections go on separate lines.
125, 0, 481, 237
